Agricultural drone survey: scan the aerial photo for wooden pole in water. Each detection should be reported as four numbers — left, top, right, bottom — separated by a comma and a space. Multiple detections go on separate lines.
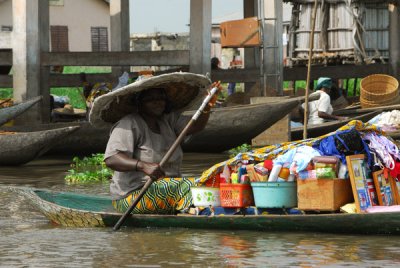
303, 0, 319, 139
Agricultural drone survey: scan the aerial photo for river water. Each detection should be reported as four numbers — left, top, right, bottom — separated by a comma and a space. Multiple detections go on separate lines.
1, 153, 400, 267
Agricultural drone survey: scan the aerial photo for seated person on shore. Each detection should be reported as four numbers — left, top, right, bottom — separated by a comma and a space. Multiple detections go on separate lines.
302, 77, 348, 125
88, 73, 221, 214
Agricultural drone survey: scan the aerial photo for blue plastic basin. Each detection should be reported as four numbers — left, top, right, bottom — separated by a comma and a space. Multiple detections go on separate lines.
251, 182, 297, 208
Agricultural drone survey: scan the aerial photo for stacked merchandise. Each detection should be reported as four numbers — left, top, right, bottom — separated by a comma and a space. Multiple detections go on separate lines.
192, 120, 400, 215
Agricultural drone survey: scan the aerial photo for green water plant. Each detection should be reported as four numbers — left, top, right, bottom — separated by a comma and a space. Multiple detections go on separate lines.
228, 143, 253, 158
65, 153, 113, 184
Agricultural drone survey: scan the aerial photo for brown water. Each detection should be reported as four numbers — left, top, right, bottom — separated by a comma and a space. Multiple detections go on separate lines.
1, 153, 400, 267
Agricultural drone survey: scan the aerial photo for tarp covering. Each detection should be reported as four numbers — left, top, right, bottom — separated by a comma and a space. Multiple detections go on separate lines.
198, 120, 383, 185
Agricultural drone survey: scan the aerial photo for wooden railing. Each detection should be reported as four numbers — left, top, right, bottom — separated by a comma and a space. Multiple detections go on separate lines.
0, 50, 391, 88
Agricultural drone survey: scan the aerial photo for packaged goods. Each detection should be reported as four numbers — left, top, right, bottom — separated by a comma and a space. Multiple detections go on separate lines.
338, 162, 348, 179
314, 162, 337, 169
220, 165, 231, 183
254, 165, 269, 176
287, 174, 296, 182
277, 167, 290, 181
240, 174, 250, 184
231, 172, 239, 184
316, 167, 336, 179
313, 155, 339, 178
246, 164, 268, 182
313, 156, 339, 164
297, 170, 317, 180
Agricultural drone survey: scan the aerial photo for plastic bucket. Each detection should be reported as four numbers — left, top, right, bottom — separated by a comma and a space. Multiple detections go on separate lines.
191, 187, 221, 207
251, 182, 297, 208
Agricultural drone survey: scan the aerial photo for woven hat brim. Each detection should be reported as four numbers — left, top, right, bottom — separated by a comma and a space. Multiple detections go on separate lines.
89, 72, 211, 128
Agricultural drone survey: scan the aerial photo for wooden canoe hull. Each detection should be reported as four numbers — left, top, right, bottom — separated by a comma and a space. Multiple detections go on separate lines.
333, 103, 400, 117
182, 97, 307, 152
1, 95, 314, 154
291, 111, 379, 141
14, 187, 400, 234
0, 126, 79, 165
0, 96, 42, 126
0, 121, 109, 156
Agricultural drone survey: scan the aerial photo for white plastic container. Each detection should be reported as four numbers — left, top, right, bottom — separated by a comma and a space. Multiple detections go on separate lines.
191, 187, 221, 207
268, 164, 282, 182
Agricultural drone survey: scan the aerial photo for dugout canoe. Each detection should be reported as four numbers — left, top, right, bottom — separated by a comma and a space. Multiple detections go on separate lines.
0, 96, 42, 126
0, 126, 79, 165
182, 94, 320, 152
291, 111, 379, 141
333, 103, 400, 116
0, 94, 320, 154
13, 187, 400, 235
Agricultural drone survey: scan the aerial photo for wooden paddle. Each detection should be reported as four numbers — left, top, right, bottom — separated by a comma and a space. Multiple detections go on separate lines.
113, 84, 220, 231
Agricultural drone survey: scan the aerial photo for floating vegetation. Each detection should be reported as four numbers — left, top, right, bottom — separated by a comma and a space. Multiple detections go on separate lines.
65, 153, 113, 184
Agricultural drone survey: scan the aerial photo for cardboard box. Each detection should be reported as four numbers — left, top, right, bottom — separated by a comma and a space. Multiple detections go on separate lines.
297, 179, 354, 211
220, 17, 261, 48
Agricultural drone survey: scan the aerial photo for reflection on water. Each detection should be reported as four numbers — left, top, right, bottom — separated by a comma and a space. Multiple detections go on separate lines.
1, 153, 400, 267
1, 225, 399, 267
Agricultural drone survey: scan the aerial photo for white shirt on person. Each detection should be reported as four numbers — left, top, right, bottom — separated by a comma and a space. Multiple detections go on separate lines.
302, 90, 333, 125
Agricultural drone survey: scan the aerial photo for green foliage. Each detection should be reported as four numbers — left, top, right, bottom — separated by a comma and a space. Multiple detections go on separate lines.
65, 153, 113, 184
283, 78, 363, 97
51, 87, 87, 109
0, 67, 111, 108
52, 66, 112, 109
62, 66, 111, 74
228, 143, 252, 158
0, 88, 12, 99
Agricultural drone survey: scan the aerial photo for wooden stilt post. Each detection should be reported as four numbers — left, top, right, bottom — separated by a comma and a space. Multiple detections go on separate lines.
303, 0, 319, 140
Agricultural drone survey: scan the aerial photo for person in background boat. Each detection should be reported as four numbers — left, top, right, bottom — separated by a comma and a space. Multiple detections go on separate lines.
302, 77, 349, 125
210, 57, 229, 106
211, 57, 221, 70
329, 79, 351, 110
98, 74, 221, 214
80, 72, 112, 113
227, 53, 242, 96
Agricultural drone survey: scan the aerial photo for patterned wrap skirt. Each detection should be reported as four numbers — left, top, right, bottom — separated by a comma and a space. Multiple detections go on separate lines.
112, 177, 195, 214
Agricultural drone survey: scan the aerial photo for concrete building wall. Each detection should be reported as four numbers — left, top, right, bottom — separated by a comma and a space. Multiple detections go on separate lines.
0, 0, 110, 52
0, 0, 13, 30
50, 0, 110, 51
130, 32, 189, 72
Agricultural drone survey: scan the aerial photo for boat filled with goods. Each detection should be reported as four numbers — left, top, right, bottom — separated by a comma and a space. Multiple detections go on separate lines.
13, 120, 400, 234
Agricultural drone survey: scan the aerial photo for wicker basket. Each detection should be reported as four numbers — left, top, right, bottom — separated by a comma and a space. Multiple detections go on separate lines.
360, 74, 399, 103
360, 93, 400, 108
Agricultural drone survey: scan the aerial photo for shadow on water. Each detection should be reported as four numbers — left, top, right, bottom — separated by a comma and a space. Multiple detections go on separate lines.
1, 153, 400, 266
